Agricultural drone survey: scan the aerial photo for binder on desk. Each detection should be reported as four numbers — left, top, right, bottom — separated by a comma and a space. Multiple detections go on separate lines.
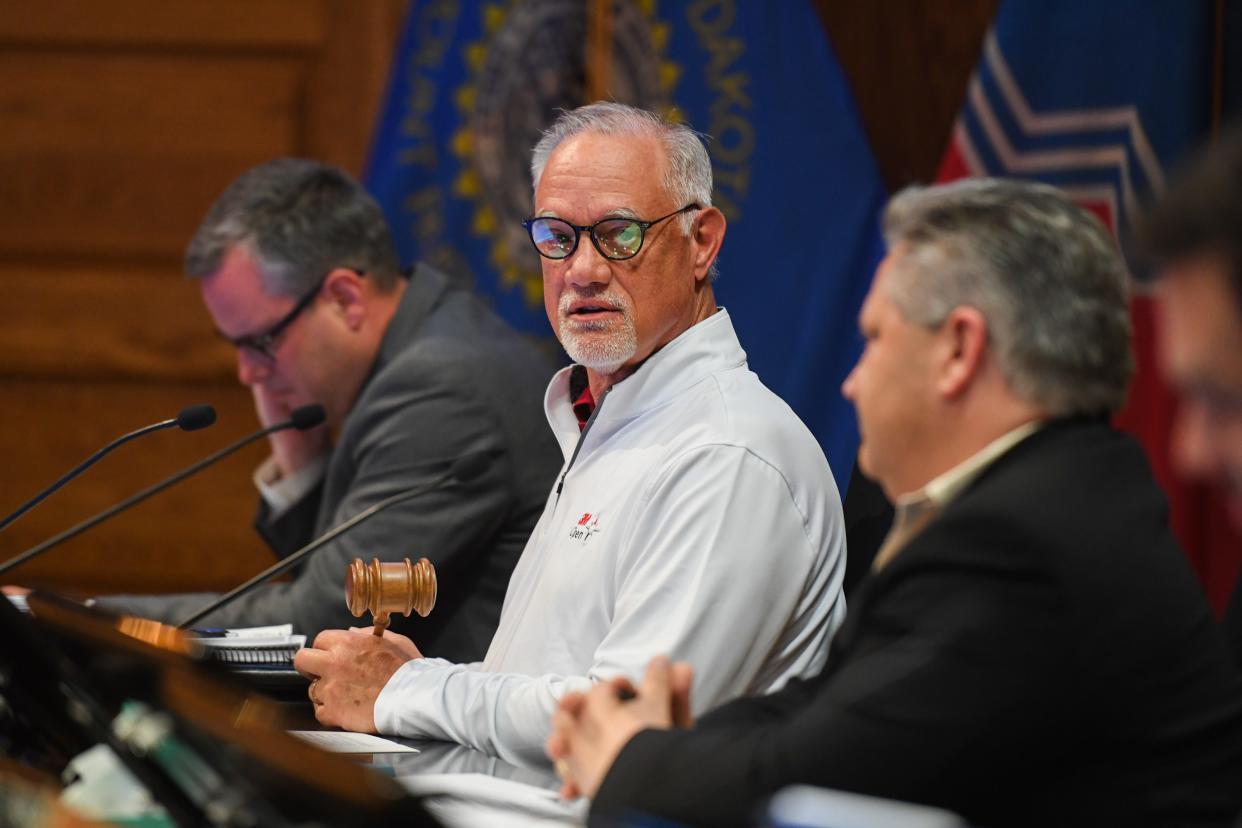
192, 625, 308, 697
193, 624, 305, 666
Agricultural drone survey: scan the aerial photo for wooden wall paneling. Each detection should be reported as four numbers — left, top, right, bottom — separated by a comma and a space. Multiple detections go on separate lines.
0, 0, 326, 51
0, 263, 233, 383
301, 0, 408, 173
0, 52, 307, 260
813, 0, 999, 190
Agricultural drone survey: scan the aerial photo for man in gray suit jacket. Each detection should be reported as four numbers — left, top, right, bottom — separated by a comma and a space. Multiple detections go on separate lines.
97, 159, 562, 660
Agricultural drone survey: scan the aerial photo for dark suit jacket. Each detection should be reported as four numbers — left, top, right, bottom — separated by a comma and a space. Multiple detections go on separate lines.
1224, 575, 1242, 669
101, 264, 562, 660
841, 461, 892, 599
593, 420, 1242, 828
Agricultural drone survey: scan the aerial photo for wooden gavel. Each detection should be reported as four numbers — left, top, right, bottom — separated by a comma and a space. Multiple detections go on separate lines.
344, 557, 437, 636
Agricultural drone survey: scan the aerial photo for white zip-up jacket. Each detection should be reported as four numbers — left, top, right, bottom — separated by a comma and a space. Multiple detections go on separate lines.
374, 310, 847, 765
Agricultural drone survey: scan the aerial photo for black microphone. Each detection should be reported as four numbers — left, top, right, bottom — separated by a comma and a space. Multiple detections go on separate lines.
0, 405, 326, 578
176, 450, 493, 629
0, 405, 218, 534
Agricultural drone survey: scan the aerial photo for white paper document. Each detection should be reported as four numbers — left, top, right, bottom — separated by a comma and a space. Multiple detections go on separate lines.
221, 624, 295, 638
289, 730, 420, 754
194, 624, 306, 650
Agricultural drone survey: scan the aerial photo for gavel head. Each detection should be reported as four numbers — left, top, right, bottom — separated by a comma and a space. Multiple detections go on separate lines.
345, 557, 436, 621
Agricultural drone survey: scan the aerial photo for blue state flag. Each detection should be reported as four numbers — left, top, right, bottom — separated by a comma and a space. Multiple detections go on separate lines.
365, 0, 886, 492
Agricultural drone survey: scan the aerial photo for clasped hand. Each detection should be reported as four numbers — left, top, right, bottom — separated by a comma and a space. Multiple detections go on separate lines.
546, 655, 694, 800
293, 627, 421, 732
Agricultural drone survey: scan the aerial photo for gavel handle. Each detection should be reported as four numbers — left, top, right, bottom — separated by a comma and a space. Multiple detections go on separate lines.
372, 611, 391, 637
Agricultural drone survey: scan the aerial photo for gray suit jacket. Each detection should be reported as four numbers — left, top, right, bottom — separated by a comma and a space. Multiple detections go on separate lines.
100, 264, 562, 660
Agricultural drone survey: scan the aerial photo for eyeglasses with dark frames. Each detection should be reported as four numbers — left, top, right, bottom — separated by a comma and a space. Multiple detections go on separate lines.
216, 269, 363, 362
522, 204, 702, 261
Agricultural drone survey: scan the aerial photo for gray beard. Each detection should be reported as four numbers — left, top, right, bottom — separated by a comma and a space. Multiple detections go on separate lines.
558, 314, 638, 374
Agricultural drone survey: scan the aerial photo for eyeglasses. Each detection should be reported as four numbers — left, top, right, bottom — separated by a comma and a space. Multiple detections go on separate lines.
522, 204, 702, 261
216, 269, 368, 363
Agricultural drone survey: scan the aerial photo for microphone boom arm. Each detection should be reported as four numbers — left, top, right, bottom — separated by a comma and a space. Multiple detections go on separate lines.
176, 486, 429, 630
0, 409, 320, 578
0, 405, 216, 534
175, 449, 490, 630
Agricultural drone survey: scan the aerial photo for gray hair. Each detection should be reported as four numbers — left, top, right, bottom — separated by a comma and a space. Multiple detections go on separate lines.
531, 103, 715, 273
882, 178, 1133, 416
185, 158, 402, 295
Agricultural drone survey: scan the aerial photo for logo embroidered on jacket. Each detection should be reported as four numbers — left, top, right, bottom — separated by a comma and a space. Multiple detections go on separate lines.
569, 513, 601, 543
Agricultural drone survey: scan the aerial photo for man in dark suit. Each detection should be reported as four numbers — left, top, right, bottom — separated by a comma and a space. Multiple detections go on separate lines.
546, 179, 1242, 827
1140, 127, 1242, 668
95, 159, 561, 659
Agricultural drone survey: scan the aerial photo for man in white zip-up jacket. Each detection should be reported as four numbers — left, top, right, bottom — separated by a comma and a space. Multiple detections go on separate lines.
294, 102, 848, 766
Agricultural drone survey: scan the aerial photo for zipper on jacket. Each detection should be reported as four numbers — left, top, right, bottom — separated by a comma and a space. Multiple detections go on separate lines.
555, 386, 609, 501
